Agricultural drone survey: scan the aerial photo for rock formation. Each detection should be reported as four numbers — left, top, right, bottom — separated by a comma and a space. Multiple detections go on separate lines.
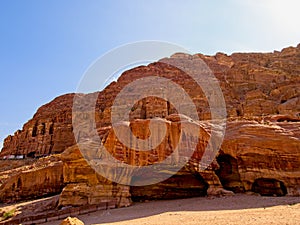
59, 217, 84, 225
0, 44, 299, 206
59, 115, 217, 207
0, 155, 63, 203
220, 120, 300, 196
2, 45, 300, 158
0, 94, 76, 158
58, 145, 131, 208
58, 119, 300, 208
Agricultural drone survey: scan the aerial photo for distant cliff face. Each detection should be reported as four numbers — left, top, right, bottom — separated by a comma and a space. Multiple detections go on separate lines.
0, 45, 299, 205
1, 44, 299, 158
1, 94, 76, 158
0, 155, 63, 203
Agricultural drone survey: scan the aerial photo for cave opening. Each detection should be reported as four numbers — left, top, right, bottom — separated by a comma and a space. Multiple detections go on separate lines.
252, 178, 287, 196
49, 123, 54, 134
26, 152, 36, 158
215, 153, 244, 193
32, 125, 37, 137
277, 118, 300, 122
130, 173, 209, 202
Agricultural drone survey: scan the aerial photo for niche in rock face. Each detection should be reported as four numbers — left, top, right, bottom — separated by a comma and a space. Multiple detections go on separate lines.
215, 153, 244, 193
32, 125, 37, 137
252, 178, 287, 196
130, 172, 209, 202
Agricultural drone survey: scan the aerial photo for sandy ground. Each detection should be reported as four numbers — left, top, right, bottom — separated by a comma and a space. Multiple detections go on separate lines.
41, 194, 300, 225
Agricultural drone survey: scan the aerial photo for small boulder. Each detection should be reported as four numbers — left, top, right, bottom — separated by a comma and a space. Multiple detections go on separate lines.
59, 217, 85, 225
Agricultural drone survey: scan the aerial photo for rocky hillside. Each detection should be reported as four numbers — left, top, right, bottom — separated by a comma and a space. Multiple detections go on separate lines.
0, 45, 299, 207
1, 44, 300, 158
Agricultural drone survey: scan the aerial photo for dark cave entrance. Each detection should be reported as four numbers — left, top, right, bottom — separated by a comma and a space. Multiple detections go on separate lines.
26, 151, 36, 158
130, 173, 209, 202
252, 178, 287, 196
215, 153, 244, 193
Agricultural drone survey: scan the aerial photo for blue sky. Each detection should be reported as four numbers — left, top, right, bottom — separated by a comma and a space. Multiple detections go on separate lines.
0, 0, 299, 148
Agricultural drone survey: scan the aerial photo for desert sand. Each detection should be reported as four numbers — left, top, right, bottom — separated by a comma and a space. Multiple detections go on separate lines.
40, 194, 300, 225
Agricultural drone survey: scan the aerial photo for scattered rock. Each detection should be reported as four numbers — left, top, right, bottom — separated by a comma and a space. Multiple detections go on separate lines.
59, 217, 84, 225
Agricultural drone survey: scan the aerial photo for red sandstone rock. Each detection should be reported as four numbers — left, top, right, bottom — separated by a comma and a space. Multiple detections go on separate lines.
0, 155, 63, 203
0, 94, 76, 158
220, 120, 300, 196
0, 45, 299, 205
2, 45, 300, 158
59, 145, 132, 207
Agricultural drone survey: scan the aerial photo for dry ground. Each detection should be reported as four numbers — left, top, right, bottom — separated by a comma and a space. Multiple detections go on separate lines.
41, 194, 300, 225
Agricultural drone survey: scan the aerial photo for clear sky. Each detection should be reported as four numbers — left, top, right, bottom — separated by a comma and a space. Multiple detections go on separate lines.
0, 0, 299, 149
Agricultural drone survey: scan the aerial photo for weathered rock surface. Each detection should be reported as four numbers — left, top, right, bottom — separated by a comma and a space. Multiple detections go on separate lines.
0, 155, 63, 203
2, 44, 300, 158
59, 115, 216, 206
58, 119, 300, 206
0, 44, 299, 206
220, 120, 300, 196
0, 158, 36, 173
59, 145, 132, 208
0, 94, 76, 158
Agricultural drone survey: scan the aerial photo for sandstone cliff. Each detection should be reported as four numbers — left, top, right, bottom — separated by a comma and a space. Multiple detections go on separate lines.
0, 155, 63, 203
1, 44, 299, 158
58, 118, 300, 208
220, 120, 300, 196
0, 94, 76, 158
59, 116, 217, 207
0, 45, 299, 206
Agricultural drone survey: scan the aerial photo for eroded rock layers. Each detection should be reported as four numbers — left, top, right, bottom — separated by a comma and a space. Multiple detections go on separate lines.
0, 44, 299, 205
